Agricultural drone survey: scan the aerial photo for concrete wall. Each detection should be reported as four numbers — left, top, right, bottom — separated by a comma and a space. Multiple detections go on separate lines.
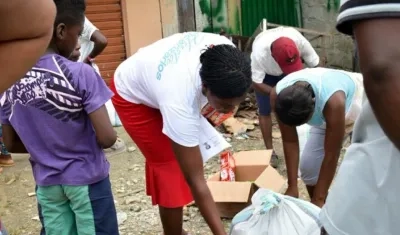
194, 0, 241, 34
301, 0, 354, 70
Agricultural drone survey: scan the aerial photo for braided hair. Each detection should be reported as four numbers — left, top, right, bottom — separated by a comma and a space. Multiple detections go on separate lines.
53, 0, 86, 26
275, 82, 315, 126
199, 44, 252, 99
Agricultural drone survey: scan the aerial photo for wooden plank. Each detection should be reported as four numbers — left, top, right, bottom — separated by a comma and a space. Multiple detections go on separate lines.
101, 29, 123, 37
105, 37, 125, 46
96, 53, 126, 63
177, 0, 196, 32
98, 61, 120, 71
94, 21, 123, 30
86, 4, 121, 14
100, 69, 118, 77
101, 45, 125, 54
87, 0, 119, 5
86, 12, 122, 22
227, 0, 242, 35
266, 22, 331, 36
159, 0, 179, 37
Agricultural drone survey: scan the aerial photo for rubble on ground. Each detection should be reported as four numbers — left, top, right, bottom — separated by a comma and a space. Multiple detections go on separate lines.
220, 93, 259, 141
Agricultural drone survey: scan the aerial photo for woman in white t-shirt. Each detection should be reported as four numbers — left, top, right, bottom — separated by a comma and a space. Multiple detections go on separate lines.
270, 68, 363, 208
110, 32, 252, 235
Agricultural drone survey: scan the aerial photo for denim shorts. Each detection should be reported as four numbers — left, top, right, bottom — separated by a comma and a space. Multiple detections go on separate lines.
255, 73, 285, 116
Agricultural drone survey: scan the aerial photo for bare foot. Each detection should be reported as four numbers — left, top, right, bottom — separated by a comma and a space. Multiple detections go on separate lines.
0, 154, 14, 167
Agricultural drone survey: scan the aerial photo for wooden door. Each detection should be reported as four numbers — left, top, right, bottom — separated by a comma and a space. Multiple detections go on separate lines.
86, 0, 126, 85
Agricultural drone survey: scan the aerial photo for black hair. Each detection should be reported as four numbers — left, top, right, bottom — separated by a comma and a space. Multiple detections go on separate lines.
275, 82, 315, 126
53, 0, 86, 26
199, 44, 252, 99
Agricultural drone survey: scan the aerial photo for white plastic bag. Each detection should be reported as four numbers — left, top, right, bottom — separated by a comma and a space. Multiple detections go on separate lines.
230, 189, 321, 235
105, 100, 122, 127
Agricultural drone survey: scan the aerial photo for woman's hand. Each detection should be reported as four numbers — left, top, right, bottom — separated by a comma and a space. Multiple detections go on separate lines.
170, 141, 226, 235
311, 198, 325, 208
284, 185, 299, 198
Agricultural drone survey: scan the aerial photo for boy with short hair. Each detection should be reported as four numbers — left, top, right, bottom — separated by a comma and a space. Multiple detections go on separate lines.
0, 0, 119, 234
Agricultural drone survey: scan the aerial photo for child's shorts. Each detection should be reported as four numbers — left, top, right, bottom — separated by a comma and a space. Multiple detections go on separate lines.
36, 176, 118, 235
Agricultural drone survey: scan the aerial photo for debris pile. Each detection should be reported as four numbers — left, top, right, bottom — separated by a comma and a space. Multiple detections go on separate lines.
220, 93, 260, 141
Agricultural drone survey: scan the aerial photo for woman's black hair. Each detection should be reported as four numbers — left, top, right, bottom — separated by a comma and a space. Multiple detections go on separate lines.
53, 0, 86, 26
199, 44, 252, 99
275, 82, 315, 126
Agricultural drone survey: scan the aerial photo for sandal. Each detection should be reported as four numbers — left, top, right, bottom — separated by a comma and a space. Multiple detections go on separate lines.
0, 155, 14, 167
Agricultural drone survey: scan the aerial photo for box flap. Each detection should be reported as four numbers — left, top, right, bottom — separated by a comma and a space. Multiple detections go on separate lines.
234, 150, 272, 166
254, 166, 286, 193
207, 181, 252, 203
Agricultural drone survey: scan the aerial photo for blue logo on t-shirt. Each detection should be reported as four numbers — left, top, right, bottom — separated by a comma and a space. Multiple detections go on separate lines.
156, 32, 205, 80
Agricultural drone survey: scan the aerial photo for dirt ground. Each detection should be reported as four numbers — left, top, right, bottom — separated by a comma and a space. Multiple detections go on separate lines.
0, 122, 348, 235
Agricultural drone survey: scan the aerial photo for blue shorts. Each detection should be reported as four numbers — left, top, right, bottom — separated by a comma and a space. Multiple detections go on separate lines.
255, 74, 286, 116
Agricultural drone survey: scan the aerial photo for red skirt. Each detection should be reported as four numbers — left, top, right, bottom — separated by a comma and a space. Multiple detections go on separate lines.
110, 78, 193, 208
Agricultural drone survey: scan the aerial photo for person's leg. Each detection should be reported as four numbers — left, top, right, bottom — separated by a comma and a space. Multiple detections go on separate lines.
255, 74, 285, 168
36, 185, 77, 235
111, 79, 191, 235
66, 176, 119, 235
0, 126, 13, 167
299, 126, 326, 198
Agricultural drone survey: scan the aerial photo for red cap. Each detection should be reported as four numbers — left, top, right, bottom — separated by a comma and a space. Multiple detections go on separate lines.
271, 37, 303, 74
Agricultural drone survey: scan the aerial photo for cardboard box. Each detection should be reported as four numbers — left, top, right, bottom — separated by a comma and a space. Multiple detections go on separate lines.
207, 150, 285, 218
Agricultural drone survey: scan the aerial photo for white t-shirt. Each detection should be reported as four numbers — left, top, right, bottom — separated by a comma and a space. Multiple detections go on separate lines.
320, 1, 400, 235
114, 32, 234, 147
251, 27, 320, 83
79, 17, 97, 62
78, 17, 100, 74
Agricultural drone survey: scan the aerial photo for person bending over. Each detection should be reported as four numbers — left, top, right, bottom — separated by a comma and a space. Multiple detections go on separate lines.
112, 32, 252, 235
270, 67, 363, 207
251, 26, 320, 167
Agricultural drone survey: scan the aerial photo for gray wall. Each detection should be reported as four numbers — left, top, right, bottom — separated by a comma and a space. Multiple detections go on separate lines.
301, 0, 354, 70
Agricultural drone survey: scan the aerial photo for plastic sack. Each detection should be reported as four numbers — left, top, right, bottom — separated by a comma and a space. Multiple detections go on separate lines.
230, 189, 321, 235
105, 100, 122, 127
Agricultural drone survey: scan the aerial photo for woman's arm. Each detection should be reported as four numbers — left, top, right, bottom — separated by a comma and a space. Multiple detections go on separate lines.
2, 124, 28, 153
278, 120, 301, 197
271, 88, 300, 197
312, 92, 345, 207
170, 142, 226, 235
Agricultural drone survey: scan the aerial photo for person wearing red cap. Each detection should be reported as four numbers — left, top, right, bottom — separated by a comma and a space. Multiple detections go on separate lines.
251, 26, 320, 167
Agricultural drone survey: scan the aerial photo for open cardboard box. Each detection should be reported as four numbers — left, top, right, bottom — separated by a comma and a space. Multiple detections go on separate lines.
207, 150, 285, 218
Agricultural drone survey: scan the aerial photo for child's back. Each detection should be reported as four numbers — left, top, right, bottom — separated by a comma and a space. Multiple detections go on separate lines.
0, 0, 119, 234
1, 54, 119, 234
1, 54, 111, 186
